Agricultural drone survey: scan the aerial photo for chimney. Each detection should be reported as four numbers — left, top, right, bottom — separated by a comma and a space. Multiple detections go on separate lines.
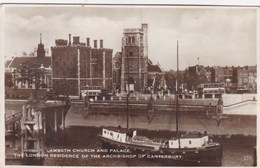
73, 36, 80, 45
94, 40, 97, 48
100, 39, 103, 48
142, 23, 148, 29
87, 38, 90, 46
69, 34, 71, 46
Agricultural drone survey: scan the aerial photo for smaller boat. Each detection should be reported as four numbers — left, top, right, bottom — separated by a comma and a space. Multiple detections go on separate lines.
157, 131, 223, 166
98, 126, 162, 153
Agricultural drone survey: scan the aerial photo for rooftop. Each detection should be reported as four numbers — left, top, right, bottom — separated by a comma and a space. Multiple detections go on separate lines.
8, 56, 51, 69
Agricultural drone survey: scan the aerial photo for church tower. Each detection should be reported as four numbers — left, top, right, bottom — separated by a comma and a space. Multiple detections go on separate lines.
121, 23, 148, 92
37, 33, 46, 58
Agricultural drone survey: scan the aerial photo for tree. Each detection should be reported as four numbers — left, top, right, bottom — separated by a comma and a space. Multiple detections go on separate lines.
164, 70, 185, 93
18, 61, 45, 98
5, 72, 13, 88
147, 74, 163, 92
164, 70, 176, 93
184, 68, 208, 90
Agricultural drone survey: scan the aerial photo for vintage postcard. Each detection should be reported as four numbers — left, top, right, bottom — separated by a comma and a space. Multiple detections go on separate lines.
2, 3, 258, 167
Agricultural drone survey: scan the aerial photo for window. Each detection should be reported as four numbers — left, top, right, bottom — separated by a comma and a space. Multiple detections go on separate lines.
129, 51, 133, 57
128, 37, 131, 43
189, 140, 191, 144
127, 36, 135, 44
132, 37, 135, 43
129, 65, 133, 71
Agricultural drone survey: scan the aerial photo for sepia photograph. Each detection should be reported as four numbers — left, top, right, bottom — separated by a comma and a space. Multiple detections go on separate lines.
2, 3, 258, 167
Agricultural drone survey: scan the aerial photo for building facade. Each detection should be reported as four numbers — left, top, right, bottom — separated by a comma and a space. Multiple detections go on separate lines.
121, 23, 149, 92
112, 52, 122, 93
211, 66, 233, 83
234, 66, 257, 92
51, 35, 113, 96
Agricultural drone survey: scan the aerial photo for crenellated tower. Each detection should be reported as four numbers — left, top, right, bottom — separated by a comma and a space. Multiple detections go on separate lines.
121, 23, 149, 92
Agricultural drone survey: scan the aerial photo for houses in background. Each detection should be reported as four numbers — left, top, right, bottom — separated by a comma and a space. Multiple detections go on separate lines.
185, 65, 257, 93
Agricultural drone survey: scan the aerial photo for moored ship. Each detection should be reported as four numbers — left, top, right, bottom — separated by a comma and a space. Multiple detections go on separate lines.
97, 41, 223, 166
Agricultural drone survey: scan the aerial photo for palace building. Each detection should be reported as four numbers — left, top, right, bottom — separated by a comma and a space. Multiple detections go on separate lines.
51, 35, 113, 96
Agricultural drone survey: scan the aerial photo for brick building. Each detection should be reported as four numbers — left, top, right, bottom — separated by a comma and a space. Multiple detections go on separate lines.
211, 66, 233, 83
51, 35, 113, 96
121, 23, 149, 92
233, 66, 257, 92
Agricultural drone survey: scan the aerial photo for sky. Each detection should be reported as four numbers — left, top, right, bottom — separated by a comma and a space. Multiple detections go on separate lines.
3, 5, 257, 70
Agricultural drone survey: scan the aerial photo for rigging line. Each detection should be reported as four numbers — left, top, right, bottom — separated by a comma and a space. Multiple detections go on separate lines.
196, 116, 209, 132
140, 8, 143, 24
179, 108, 184, 132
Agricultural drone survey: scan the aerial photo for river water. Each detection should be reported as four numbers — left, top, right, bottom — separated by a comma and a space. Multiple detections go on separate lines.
42, 126, 256, 167
5, 100, 257, 166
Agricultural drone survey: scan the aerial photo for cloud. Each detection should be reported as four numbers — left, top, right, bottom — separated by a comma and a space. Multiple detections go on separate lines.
4, 6, 257, 70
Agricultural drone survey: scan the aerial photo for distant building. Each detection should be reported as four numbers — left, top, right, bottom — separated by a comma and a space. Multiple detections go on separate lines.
233, 66, 257, 92
5, 34, 52, 89
51, 35, 113, 96
211, 66, 233, 83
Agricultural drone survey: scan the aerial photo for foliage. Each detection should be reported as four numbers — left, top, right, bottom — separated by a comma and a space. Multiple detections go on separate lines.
147, 74, 163, 92
183, 68, 208, 90
164, 70, 176, 93
18, 61, 45, 97
5, 72, 13, 88
164, 70, 185, 93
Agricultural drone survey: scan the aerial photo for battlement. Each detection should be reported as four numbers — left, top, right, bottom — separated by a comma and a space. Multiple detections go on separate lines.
123, 28, 143, 34
51, 45, 113, 52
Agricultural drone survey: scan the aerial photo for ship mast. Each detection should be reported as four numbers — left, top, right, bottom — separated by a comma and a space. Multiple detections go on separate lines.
176, 40, 180, 148
126, 50, 130, 130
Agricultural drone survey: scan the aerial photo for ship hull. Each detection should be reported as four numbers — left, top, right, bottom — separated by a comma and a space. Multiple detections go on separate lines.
97, 135, 223, 166
157, 145, 223, 166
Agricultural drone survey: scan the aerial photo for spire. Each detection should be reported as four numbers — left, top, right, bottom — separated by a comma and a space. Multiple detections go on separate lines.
40, 33, 42, 44
37, 33, 45, 58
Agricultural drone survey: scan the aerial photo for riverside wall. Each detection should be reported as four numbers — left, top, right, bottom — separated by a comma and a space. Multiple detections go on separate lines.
65, 98, 256, 136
